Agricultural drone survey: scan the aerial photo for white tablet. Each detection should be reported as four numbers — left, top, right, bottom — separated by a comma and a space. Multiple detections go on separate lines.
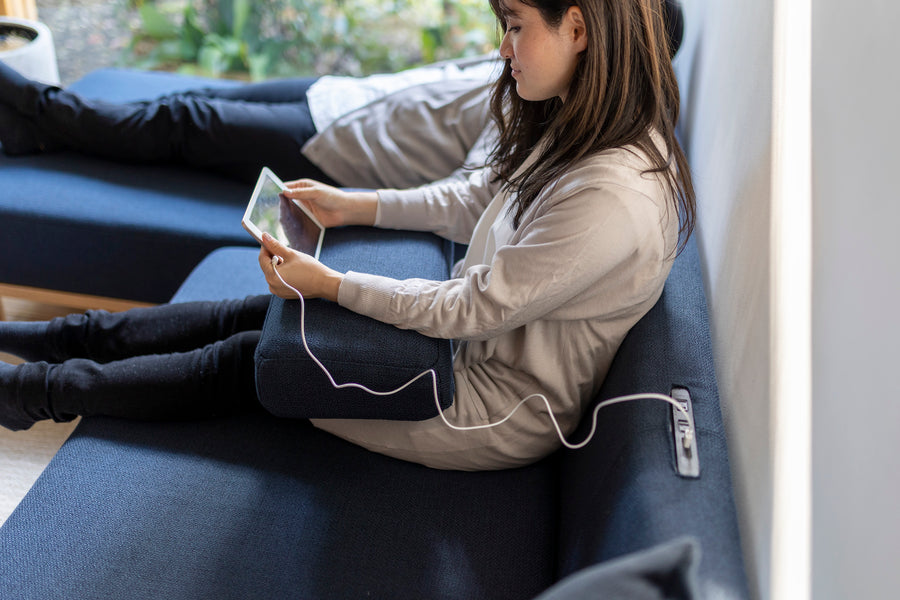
242, 167, 325, 260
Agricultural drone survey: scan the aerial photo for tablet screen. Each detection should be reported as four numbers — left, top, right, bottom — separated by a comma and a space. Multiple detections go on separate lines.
242, 167, 324, 259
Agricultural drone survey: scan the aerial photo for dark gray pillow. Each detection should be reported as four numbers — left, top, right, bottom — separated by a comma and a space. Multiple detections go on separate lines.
534, 537, 700, 600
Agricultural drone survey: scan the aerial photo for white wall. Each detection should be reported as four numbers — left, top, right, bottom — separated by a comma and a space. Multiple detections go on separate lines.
675, 2, 775, 598
679, 0, 900, 598
811, 1, 900, 598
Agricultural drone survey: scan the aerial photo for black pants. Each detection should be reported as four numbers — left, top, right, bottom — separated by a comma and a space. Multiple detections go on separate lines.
26, 295, 272, 423
2, 60, 335, 184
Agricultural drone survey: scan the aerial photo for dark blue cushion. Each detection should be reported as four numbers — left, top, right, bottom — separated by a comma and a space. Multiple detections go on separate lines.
255, 226, 456, 421
170, 246, 269, 302
0, 70, 253, 303
556, 238, 750, 599
70, 68, 244, 103
0, 415, 558, 600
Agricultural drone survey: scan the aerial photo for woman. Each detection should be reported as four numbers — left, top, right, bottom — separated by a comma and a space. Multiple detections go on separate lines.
1, 0, 695, 471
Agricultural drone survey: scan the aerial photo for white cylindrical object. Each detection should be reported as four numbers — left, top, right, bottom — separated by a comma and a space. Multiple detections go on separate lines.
0, 17, 60, 85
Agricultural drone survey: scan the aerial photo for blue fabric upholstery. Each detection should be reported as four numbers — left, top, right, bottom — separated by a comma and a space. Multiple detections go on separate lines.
0, 67, 749, 600
0, 70, 253, 302
0, 416, 558, 600
0, 237, 750, 599
71, 68, 245, 104
170, 246, 269, 302
0, 244, 559, 600
556, 238, 750, 599
255, 226, 455, 421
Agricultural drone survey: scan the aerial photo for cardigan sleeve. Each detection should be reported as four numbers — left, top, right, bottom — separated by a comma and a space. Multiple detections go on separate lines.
338, 182, 667, 341
374, 167, 501, 244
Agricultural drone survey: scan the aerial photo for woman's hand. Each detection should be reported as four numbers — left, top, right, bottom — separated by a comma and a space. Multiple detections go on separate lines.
281, 179, 378, 228
258, 233, 344, 302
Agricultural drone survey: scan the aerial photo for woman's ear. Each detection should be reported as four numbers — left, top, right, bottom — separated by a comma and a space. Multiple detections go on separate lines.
565, 6, 588, 53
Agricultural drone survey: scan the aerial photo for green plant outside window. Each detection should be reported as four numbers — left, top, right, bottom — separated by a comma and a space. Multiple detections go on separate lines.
127, 0, 498, 80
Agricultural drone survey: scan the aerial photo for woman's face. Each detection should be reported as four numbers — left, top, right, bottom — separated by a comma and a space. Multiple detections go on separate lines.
497, 0, 585, 102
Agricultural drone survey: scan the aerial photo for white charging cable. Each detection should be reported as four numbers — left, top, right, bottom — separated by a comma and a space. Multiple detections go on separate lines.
270, 256, 695, 451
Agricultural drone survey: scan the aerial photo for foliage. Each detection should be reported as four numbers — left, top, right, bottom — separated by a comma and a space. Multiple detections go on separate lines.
126, 0, 498, 80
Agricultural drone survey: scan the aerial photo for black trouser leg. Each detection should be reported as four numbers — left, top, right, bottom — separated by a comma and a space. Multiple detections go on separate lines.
44, 295, 271, 364
31, 331, 262, 424
0, 60, 36, 108
0, 61, 333, 183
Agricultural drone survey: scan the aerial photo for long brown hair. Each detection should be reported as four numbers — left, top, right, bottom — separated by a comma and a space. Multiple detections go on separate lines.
487, 0, 695, 247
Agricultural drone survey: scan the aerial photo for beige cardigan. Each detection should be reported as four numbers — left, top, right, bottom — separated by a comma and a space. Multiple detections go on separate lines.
313, 139, 678, 471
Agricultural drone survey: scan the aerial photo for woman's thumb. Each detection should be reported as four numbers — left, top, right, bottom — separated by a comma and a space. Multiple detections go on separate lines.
262, 232, 284, 252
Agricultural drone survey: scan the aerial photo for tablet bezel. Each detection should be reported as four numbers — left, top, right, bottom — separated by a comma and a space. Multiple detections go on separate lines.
242, 167, 325, 260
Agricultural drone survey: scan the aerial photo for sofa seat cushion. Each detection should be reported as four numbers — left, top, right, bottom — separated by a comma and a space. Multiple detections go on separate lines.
0, 415, 559, 600
0, 69, 253, 303
170, 246, 269, 302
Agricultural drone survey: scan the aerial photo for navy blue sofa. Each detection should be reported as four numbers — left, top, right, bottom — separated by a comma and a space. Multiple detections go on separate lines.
0, 70, 251, 304
0, 70, 749, 599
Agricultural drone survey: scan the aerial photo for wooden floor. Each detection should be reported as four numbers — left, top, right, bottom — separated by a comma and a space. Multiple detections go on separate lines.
2, 296, 76, 322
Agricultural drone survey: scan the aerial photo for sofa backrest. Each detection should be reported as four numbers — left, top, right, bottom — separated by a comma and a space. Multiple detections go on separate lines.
556, 238, 750, 599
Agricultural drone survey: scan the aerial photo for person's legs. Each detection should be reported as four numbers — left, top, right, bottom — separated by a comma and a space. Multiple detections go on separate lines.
194, 78, 318, 103
0, 62, 334, 183
0, 102, 56, 154
0, 330, 261, 431
0, 295, 271, 363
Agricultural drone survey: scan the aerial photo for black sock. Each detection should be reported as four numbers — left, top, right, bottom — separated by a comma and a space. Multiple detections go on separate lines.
0, 360, 56, 431
0, 60, 31, 108
0, 60, 56, 117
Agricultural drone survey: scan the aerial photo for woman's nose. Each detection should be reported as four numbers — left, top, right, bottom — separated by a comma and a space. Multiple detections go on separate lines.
499, 32, 512, 59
